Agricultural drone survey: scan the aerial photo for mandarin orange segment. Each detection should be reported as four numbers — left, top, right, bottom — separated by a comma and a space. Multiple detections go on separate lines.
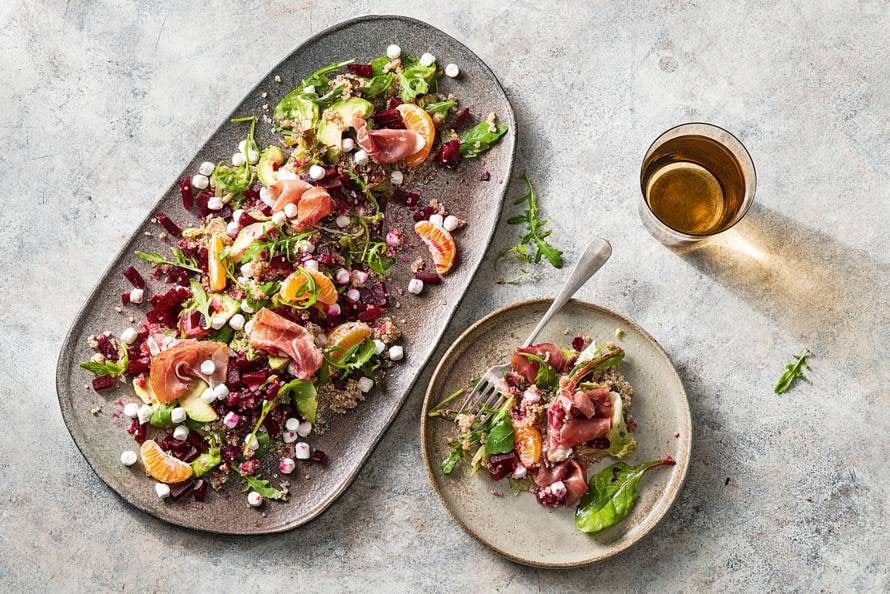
279, 268, 338, 305
208, 234, 227, 291
396, 104, 435, 168
327, 321, 372, 361
140, 439, 194, 484
414, 220, 456, 275
513, 424, 542, 468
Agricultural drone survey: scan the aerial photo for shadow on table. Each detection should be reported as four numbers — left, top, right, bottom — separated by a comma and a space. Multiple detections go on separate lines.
671, 203, 889, 393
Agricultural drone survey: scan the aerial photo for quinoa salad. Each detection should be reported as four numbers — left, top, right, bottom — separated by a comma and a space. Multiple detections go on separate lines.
431, 337, 644, 513
79, 46, 508, 507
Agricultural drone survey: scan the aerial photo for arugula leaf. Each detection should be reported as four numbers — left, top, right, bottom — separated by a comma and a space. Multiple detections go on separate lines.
278, 378, 317, 423
424, 100, 456, 119
242, 474, 285, 500
187, 279, 212, 329
458, 118, 508, 158
565, 344, 625, 391
365, 242, 393, 275
324, 339, 376, 375
299, 59, 354, 91
520, 352, 557, 390
774, 349, 811, 394
575, 458, 675, 533
79, 349, 129, 378
484, 399, 515, 455
398, 61, 438, 102
365, 73, 394, 97
136, 248, 201, 273
211, 162, 251, 194
502, 173, 564, 279
606, 390, 636, 459
441, 440, 464, 475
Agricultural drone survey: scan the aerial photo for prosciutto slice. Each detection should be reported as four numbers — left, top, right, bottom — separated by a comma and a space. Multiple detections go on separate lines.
247, 308, 323, 379
269, 178, 313, 212
570, 385, 612, 419
295, 186, 334, 230
511, 343, 568, 384
352, 115, 424, 164
559, 416, 610, 450
533, 459, 589, 507
149, 341, 229, 404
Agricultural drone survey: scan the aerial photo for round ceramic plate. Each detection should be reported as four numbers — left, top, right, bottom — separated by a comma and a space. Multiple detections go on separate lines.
420, 299, 692, 568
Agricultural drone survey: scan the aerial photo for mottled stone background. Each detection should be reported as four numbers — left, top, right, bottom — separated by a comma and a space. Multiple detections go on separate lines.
1, 1, 888, 591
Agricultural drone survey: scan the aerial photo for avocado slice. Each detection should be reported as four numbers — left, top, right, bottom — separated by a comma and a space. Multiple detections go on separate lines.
180, 380, 218, 423
316, 98, 374, 155
256, 146, 285, 187
133, 378, 159, 405
268, 355, 289, 371
211, 294, 240, 322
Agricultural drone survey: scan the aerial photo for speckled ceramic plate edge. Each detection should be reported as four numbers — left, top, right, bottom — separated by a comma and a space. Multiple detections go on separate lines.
55, 14, 515, 535
420, 298, 692, 568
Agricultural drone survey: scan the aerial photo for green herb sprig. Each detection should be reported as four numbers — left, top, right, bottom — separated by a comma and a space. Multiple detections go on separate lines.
242, 474, 285, 500
502, 173, 564, 281
79, 349, 129, 378
136, 248, 201, 273
774, 349, 811, 394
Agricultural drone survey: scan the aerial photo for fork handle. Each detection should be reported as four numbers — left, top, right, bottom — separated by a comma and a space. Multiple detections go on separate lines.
520, 238, 612, 348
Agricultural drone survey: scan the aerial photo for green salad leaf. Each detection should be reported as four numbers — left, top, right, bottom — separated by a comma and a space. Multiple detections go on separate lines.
484, 399, 515, 455
502, 173, 564, 280
458, 118, 508, 158
274, 92, 319, 130
520, 352, 558, 390
242, 474, 285, 500
211, 162, 252, 194
79, 349, 129, 378
278, 378, 318, 423
606, 390, 636, 459
424, 99, 456, 119
365, 57, 395, 97
191, 447, 221, 477
398, 60, 438, 102
441, 441, 464, 474
774, 349, 810, 394
136, 248, 201, 273
575, 458, 675, 533
187, 279, 212, 330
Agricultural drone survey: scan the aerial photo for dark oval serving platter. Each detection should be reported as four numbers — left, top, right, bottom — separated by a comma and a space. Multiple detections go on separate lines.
56, 15, 515, 534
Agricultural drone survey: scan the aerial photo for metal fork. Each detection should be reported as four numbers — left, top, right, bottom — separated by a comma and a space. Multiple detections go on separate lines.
454, 238, 613, 424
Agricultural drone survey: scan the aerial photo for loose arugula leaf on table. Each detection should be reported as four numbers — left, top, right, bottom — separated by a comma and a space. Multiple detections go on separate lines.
278, 378, 318, 423
79, 349, 129, 377
458, 119, 508, 158
242, 474, 285, 500
575, 458, 676, 533
136, 248, 201, 273
774, 349, 811, 394
502, 173, 564, 280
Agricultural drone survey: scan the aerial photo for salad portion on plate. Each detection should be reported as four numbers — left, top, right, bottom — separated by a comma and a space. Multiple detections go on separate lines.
431, 336, 674, 533
78, 45, 509, 507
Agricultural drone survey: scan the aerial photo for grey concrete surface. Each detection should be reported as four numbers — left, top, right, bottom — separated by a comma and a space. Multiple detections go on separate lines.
1, 1, 888, 591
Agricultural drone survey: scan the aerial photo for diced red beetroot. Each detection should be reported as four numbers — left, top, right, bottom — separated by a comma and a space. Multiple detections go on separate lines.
435, 139, 462, 167
413, 205, 438, 222
453, 107, 471, 131
193, 479, 208, 502
241, 370, 270, 386
96, 334, 119, 360
91, 375, 115, 391
480, 171, 491, 181
196, 191, 212, 218
126, 352, 151, 375
488, 452, 517, 481
244, 184, 261, 201
386, 97, 403, 109
373, 108, 405, 129
221, 445, 242, 462
146, 285, 191, 328
155, 213, 182, 237
347, 63, 373, 77
310, 450, 327, 464
414, 271, 442, 285
179, 310, 207, 338
123, 266, 145, 289
239, 212, 259, 227
179, 177, 194, 209
358, 305, 382, 322
572, 335, 586, 351
127, 420, 148, 444
170, 480, 195, 500
535, 486, 565, 508
121, 292, 131, 305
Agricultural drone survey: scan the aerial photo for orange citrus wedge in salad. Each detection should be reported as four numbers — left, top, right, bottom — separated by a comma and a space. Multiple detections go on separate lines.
326, 321, 372, 361
414, 220, 456, 275
279, 268, 338, 305
396, 104, 435, 168
513, 424, 543, 468
140, 439, 194, 484
208, 234, 227, 291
